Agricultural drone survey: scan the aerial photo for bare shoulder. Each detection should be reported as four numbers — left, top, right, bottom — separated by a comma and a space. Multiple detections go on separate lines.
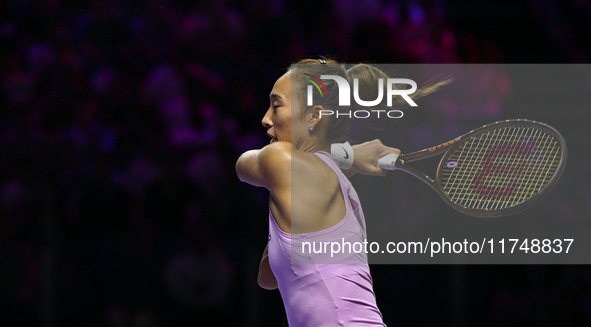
260, 143, 333, 189
291, 150, 341, 196
236, 142, 338, 194
258, 141, 292, 172
290, 150, 333, 177
290, 151, 345, 233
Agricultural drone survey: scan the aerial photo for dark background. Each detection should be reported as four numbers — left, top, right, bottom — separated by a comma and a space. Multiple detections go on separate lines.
1, 0, 591, 326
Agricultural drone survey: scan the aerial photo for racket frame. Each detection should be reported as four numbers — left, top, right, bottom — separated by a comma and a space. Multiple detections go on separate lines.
392, 119, 567, 217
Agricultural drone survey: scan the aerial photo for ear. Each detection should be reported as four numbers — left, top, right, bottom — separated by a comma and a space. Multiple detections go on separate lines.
307, 105, 326, 128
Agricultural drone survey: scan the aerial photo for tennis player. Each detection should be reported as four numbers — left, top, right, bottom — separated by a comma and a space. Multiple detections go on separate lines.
236, 59, 443, 326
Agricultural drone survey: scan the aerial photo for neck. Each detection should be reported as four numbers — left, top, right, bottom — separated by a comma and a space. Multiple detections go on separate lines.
295, 137, 330, 153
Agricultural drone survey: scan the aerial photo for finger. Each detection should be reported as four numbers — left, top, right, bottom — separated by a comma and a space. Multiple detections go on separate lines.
387, 147, 401, 155
378, 147, 401, 159
377, 169, 388, 177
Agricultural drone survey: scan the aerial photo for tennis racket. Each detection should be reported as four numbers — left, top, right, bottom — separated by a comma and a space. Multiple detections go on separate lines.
377, 119, 567, 217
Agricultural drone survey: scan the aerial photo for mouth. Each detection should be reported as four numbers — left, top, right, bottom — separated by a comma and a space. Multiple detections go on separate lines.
268, 134, 277, 144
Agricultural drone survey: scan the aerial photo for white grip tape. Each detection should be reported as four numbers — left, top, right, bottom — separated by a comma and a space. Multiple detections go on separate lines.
377, 153, 399, 170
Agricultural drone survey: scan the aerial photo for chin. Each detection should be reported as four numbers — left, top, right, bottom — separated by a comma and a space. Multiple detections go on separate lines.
270, 138, 289, 144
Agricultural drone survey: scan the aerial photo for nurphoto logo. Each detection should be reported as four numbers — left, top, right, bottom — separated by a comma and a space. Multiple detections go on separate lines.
304, 74, 417, 119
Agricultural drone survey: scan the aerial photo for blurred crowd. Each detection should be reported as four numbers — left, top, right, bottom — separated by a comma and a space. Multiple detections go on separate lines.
1, 0, 590, 326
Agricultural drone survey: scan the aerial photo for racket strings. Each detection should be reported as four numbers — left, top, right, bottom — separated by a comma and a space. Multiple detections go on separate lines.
446, 127, 499, 206
461, 128, 558, 208
518, 130, 559, 202
488, 128, 545, 210
440, 126, 561, 210
467, 131, 558, 209
473, 127, 531, 209
490, 128, 538, 210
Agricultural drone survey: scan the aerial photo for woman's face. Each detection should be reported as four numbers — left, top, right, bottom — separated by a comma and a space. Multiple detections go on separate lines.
262, 72, 303, 144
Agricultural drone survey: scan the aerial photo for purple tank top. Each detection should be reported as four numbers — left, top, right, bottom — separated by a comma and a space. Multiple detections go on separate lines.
268, 152, 386, 327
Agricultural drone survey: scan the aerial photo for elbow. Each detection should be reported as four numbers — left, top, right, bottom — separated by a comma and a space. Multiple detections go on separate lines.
235, 156, 243, 182
257, 256, 278, 290
235, 153, 248, 183
235, 150, 258, 184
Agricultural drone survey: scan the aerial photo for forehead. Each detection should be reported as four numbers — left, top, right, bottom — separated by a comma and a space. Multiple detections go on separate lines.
270, 72, 291, 100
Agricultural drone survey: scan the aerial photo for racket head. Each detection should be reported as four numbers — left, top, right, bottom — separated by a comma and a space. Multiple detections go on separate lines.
435, 120, 567, 217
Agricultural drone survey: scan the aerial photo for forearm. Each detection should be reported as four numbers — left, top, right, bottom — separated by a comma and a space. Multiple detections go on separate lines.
332, 140, 400, 177
258, 243, 278, 290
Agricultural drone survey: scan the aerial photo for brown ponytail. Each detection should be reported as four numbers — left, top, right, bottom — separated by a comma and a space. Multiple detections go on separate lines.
345, 63, 452, 109
289, 58, 451, 143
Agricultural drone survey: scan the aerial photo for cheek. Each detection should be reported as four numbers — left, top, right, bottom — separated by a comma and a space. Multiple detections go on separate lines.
277, 120, 291, 137
278, 110, 292, 131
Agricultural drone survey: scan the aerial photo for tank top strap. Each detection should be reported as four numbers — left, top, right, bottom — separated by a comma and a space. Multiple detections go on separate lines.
313, 151, 364, 227
313, 151, 360, 209
313, 151, 351, 189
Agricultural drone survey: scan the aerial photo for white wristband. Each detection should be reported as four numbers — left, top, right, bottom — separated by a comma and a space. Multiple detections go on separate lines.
330, 142, 354, 169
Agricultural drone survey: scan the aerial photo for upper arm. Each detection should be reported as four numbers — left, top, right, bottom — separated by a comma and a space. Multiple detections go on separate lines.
236, 141, 291, 193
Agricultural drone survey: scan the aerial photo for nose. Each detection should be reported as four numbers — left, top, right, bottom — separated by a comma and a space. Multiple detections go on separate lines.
262, 107, 272, 128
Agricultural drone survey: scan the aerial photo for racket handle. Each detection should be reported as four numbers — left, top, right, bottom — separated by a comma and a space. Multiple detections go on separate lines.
377, 154, 400, 170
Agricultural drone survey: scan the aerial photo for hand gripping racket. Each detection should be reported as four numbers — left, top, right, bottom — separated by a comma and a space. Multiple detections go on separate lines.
377, 120, 567, 217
